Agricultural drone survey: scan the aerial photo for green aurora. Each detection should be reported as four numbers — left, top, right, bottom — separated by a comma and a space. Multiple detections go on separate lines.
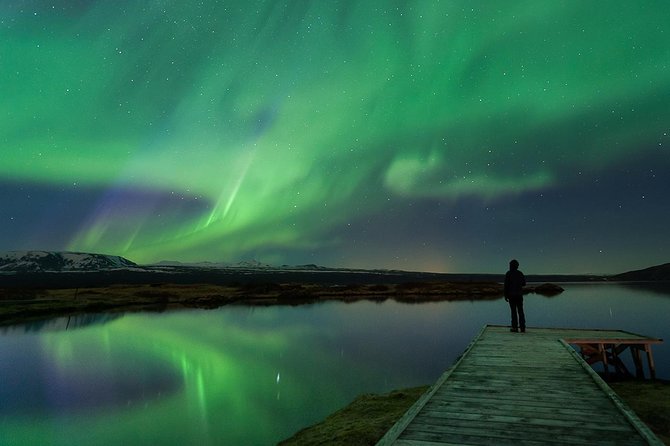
1, 1, 669, 272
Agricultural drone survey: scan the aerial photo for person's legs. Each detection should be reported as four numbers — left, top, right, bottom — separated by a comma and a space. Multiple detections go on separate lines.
509, 300, 518, 331
517, 297, 526, 332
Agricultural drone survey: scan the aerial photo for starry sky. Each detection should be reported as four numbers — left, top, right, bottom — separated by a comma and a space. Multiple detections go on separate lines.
1, 1, 669, 274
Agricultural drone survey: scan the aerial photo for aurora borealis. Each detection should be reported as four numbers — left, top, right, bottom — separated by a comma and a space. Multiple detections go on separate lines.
2, 1, 669, 273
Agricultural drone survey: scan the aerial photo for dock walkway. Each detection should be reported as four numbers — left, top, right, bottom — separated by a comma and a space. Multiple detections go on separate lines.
377, 325, 663, 446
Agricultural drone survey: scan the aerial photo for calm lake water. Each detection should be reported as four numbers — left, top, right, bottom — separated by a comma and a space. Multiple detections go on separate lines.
1, 283, 668, 445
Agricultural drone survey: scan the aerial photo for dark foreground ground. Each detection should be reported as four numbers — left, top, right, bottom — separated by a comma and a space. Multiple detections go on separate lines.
280, 379, 670, 446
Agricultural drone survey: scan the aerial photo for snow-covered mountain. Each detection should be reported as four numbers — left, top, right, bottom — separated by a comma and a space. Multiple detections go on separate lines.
0, 251, 137, 272
153, 259, 276, 269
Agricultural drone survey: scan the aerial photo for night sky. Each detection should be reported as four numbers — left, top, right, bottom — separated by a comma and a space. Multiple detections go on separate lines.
1, 1, 669, 274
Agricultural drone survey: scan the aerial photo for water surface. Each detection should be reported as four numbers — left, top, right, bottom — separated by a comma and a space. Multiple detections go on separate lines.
0, 283, 668, 445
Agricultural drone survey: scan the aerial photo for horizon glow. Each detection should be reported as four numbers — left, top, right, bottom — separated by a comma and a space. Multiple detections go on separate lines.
1, 1, 669, 274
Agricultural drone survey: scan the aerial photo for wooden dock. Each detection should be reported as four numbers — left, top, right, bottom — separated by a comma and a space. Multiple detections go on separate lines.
377, 325, 663, 446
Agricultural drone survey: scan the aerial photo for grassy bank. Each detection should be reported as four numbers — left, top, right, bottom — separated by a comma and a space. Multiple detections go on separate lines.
278, 387, 429, 446
0, 281, 562, 326
281, 380, 670, 445
610, 380, 670, 445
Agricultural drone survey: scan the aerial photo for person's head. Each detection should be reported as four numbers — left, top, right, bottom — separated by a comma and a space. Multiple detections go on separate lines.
509, 259, 519, 270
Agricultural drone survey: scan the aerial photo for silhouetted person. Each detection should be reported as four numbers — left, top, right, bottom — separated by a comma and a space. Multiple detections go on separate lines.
504, 259, 526, 332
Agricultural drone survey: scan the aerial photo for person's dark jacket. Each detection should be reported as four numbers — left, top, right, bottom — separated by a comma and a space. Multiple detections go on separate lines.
504, 269, 526, 298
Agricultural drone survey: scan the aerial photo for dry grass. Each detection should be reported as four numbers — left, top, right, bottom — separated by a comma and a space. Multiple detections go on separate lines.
278, 387, 428, 446
610, 379, 670, 445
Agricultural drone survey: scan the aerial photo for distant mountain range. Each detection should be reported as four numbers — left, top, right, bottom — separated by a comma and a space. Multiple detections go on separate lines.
610, 262, 670, 281
156, 259, 278, 269
156, 259, 334, 271
0, 251, 137, 272
1, 251, 669, 281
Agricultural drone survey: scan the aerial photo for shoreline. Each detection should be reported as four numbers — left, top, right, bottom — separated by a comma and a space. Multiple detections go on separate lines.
0, 281, 563, 327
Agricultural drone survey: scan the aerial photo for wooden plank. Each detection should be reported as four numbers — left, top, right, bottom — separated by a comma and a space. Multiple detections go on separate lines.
403, 421, 642, 442
376, 325, 664, 446
410, 412, 634, 432
633, 346, 645, 377
394, 435, 555, 446
573, 339, 653, 348
401, 418, 648, 444
422, 401, 628, 423
425, 393, 627, 412
645, 344, 657, 379
394, 440, 472, 446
